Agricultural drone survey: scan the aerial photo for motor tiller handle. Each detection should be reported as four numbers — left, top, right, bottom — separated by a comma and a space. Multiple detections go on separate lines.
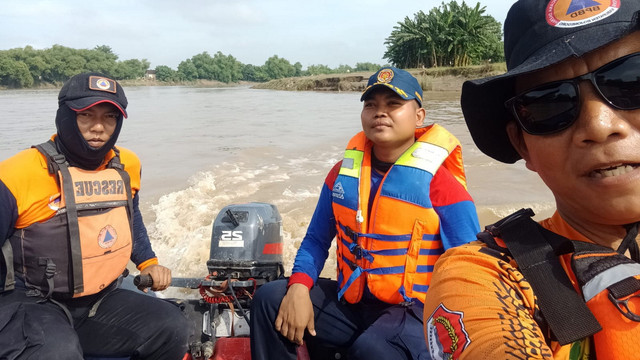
133, 274, 154, 290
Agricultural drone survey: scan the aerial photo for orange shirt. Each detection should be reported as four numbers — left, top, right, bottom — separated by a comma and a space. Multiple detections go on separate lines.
0, 145, 141, 230
424, 212, 592, 360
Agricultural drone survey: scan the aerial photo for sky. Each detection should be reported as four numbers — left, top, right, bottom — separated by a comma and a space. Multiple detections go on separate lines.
1, 0, 517, 70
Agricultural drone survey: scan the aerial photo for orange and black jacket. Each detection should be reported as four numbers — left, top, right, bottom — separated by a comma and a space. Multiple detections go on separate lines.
424, 211, 640, 360
0, 139, 158, 293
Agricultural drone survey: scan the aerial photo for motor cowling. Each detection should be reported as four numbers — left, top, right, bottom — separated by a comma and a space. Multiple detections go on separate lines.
207, 202, 283, 282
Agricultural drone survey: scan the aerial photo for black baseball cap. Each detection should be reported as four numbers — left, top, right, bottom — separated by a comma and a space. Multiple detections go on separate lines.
462, 0, 640, 163
58, 72, 128, 118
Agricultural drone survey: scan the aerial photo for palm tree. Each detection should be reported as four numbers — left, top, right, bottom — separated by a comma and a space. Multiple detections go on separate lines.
383, 1, 503, 68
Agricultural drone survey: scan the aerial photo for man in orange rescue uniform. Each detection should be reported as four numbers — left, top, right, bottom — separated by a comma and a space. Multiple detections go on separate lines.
424, 1, 640, 359
251, 67, 480, 359
0, 72, 189, 359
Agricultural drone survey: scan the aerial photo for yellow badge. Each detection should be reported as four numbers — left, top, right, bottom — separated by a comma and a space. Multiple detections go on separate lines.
376, 69, 394, 83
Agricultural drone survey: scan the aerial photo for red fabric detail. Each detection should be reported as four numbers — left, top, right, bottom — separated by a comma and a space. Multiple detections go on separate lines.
297, 342, 312, 360
288, 272, 314, 290
324, 161, 342, 189
429, 166, 473, 206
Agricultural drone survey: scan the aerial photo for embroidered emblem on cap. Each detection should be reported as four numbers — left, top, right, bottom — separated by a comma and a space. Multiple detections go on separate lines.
89, 76, 117, 93
376, 69, 394, 83
98, 225, 118, 249
546, 0, 620, 28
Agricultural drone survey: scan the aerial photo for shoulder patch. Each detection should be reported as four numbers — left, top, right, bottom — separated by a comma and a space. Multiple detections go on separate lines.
332, 181, 345, 199
426, 303, 471, 360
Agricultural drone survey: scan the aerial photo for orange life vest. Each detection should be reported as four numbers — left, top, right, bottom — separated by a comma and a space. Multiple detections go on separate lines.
332, 124, 467, 304
482, 209, 640, 359
571, 242, 640, 360
8, 141, 133, 298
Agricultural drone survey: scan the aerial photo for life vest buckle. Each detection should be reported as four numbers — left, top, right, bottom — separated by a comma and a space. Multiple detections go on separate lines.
350, 244, 364, 259
485, 208, 535, 237
608, 292, 640, 322
344, 226, 359, 243
399, 300, 413, 307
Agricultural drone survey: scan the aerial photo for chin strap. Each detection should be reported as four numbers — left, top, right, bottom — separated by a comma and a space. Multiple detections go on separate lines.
617, 222, 640, 262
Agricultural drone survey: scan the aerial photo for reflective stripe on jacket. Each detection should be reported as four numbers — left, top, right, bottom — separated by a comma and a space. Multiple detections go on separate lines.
570, 242, 640, 360
332, 124, 467, 304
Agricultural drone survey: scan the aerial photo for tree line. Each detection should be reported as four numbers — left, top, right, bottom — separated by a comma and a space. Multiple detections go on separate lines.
0, 1, 503, 88
385, 1, 503, 68
0, 44, 382, 88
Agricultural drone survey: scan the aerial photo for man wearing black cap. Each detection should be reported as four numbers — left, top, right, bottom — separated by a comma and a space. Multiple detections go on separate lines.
251, 67, 480, 359
424, 1, 640, 359
0, 72, 189, 359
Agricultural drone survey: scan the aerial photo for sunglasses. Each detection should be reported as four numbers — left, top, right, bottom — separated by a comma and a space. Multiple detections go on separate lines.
505, 52, 640, 135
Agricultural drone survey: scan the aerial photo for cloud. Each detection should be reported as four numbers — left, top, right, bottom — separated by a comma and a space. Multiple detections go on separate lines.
1, 0, 514, 69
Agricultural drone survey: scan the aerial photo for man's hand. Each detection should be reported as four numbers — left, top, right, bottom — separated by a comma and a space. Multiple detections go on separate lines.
139, 264, 171, 292
274, 283, 316, 345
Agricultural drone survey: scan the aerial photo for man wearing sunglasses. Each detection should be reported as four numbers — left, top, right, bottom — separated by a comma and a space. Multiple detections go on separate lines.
423, 1, 640, 359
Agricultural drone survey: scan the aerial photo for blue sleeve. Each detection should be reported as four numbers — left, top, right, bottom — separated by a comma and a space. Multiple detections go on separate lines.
430, 167, 481, 250
290, 182, 337, 283
130, 192, 157, 265
0, 180, 18, 244
436, 201, 480, 249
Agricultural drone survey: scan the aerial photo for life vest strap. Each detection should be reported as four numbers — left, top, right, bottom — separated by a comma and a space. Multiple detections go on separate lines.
338, 255, 410, 299
37, 257, 56, 299
607, 277, 640, 322
484, 208, 602, 345
340, 224, 416, 242
337, 266, 362, 300
1, 241, 14, 291
33, 140, 68, 176
609, 276, 640, 299
57, 164, 84, 294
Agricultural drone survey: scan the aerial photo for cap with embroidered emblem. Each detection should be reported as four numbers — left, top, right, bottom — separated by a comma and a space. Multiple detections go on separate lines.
58, 72, 128, 118
461, 0, 640, 163
361, 67, 423, 107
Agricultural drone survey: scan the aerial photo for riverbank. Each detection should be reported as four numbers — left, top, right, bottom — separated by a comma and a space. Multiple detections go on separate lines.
252, 63, 506, 92
1, 63, 506, 92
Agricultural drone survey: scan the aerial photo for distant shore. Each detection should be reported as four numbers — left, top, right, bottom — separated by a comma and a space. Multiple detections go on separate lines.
2, 63, 506, 93
252, 63, 506, 92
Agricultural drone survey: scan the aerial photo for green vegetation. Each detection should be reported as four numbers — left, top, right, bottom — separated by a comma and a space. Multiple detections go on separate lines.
254, 63, 506, 92
0, 1, 503, 89
384, 1, 503, 68
0, 45, 150, 88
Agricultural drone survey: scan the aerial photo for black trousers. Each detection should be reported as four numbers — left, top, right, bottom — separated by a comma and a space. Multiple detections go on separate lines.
250, 278, 430, 360
0, 284, 190, 360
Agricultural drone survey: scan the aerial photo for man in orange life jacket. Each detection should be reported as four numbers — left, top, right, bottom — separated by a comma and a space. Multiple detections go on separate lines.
0, 72, 189, 359
250, 67, 480, 359
423, 1, 640, 359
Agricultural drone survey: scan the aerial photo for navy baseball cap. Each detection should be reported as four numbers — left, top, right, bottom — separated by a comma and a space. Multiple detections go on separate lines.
58, 72, 128, 118
462, 0, 640, 163
361, 67, 423, 107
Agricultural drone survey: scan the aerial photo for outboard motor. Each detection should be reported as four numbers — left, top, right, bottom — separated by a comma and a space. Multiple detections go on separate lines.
174, 202, 285, 360
135, 203, 321, 360
208, 202, 284, 283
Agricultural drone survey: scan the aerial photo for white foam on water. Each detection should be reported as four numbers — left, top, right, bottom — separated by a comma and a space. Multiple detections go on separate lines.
146, 148, 344, 280
145, 141, 556, 285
